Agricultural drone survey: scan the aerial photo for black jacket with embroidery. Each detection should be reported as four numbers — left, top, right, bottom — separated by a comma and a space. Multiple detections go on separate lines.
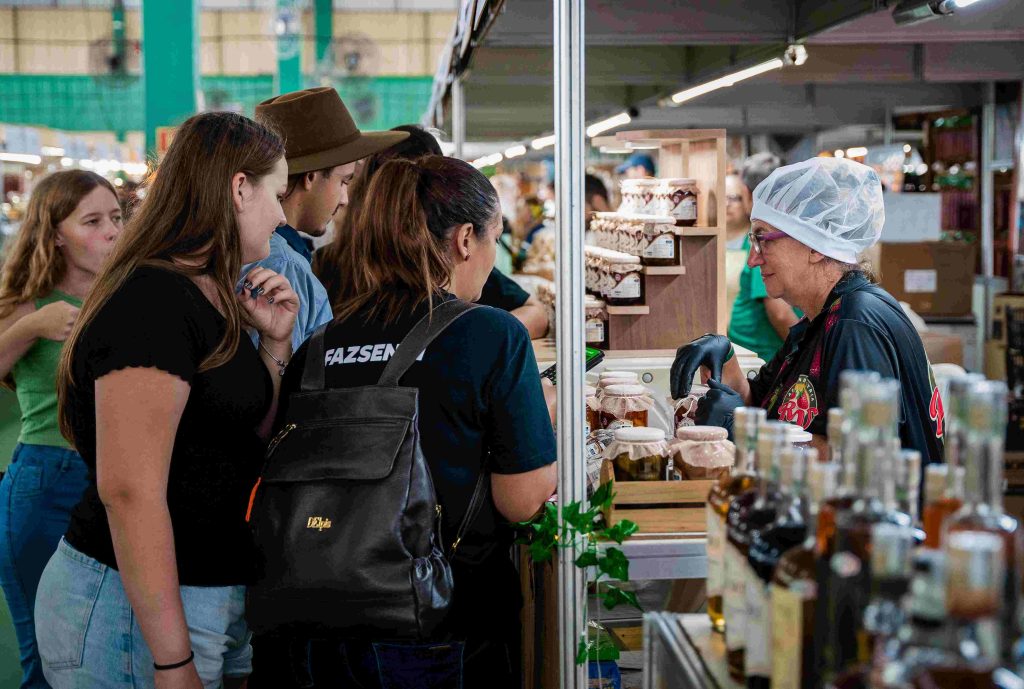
748, 271, 944, 464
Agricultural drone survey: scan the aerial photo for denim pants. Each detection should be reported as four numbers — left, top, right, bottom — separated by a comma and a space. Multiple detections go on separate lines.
0, 443, 90, 689
35, 538, 252, 689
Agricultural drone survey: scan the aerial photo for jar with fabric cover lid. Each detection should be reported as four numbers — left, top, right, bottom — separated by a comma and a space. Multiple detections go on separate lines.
605, 256, 644, 306
596, 371, 639, 397
600, 383, 653, 430
634, 179, 661, 215
585, 297, 609, 349
606, 427, 670, 482
641, 221, 680, 266
672, 426, 735, 480
584, 385, 601, 436
618, 180, 640, 214
660, 178, 699, 226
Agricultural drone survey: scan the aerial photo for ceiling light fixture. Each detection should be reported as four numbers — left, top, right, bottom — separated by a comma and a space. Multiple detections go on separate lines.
667, 58, 784, 106
586, 112, 632, 138
0, 153, 42, 165
892, 0, 989, 25
531, 135, 557, 150
846, 147, 868, 158
41, 146, 66, 156
471, 152, 503, 169
504, 144, 527, 159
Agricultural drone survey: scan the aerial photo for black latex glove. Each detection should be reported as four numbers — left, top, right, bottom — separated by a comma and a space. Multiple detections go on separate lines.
669, 334, 734, 399
695, 379, 745, 440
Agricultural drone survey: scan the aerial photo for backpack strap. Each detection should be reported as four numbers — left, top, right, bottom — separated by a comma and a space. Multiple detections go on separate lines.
449, 470, 489, 558
299, 322, 331, 392
377, 299, 479, 387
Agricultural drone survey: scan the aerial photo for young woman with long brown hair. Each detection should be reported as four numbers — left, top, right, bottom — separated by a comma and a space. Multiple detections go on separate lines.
0, 170, 122, 689
253, 155, 556, 688
33, 111, 298, 689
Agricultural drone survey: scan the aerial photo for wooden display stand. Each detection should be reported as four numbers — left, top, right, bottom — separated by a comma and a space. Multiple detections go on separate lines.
599, 461, 715, 535
594, 129, 728, 350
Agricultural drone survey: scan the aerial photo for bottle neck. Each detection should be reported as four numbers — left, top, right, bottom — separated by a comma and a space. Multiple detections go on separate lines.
984, 437, 1005, 512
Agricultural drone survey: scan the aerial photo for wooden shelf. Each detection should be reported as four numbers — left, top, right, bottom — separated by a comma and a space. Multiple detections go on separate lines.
642, 265, 686, 276
615, 129, 726, 144
606, 305, 651, 316
673, 225, 721, 237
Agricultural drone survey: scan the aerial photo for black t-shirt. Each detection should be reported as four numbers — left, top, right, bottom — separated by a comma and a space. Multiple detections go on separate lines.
277, 294, 556, 635
749, 271, 944, 464
477, 268, 530, 312
65, 267, 272, 586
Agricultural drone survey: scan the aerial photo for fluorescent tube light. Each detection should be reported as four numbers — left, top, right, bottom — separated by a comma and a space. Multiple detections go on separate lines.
0, 153, 42, 165
846, 147, 868, 158
504, 145, 527, 159
586, 112, 632, 138
531, 135, 557, 150
670, 58, 784, 105
471, 153, 503, 169
41, 146, 65, 156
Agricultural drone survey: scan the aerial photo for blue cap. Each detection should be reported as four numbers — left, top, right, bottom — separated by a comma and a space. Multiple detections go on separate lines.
615, 153, 656, 176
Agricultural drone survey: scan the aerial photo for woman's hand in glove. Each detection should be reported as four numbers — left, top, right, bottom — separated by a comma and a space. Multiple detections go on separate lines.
669, 334, 734, 399
695, 379, 745, 439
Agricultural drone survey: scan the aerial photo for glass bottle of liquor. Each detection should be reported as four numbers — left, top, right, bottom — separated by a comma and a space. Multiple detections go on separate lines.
724, 420, 786, 681
878, 549, 958, 689
944, 380, 1021, 663
707, 407, 766, 634
860, 522, 916, 687
922, 464, 964, 549
772, 460, 838, 689
912, 530, 1005, 688
897, 449, 922, 526
822, 379, 902, 685
747, 445, 815, 688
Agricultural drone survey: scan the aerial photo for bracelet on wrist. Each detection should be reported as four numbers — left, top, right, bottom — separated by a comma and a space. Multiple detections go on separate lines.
154, 650, 194, 671
259, 338, 289, 377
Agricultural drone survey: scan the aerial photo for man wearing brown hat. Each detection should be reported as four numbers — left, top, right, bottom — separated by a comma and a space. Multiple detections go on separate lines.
242, 87, 408, 352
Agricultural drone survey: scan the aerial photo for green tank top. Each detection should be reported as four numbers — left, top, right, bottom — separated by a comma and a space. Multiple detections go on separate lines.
12, 290, 82, 448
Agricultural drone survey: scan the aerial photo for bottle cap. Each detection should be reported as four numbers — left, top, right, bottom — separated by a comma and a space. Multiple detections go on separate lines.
924, 464, 948, 504
734, 407, 767, 450
808, 462, 838, 505
967, 380, 1008, 438
756, 421, 788, 474
860, 379, 901, 429
827, 408, 844, 441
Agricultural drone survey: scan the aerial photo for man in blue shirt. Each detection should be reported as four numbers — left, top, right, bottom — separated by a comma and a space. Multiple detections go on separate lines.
243, 87, 409, 352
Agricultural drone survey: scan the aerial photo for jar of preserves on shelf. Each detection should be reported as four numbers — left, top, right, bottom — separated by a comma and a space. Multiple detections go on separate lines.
599, 383, 653, 430
640, 221, 681, 266
606, 427, 670, 482
618, 180, 639, 214
634, 179, 661, 215
585, 385, 601, 436
672, 382, 709, 429
585, 297, 610, 349
672, 425, 735, 480
661, 178, 699, 226
606, 256, 644, 306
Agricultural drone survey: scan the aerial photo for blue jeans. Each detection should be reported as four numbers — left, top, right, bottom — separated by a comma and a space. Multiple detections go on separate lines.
35, 539, 252, 689
0, 443, 90, 689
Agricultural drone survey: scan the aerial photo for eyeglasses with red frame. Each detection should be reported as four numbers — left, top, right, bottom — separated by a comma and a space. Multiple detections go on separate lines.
748, 229, 787, 255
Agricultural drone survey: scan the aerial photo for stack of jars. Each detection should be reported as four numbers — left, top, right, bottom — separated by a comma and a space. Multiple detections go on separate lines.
584, 246, 645, 307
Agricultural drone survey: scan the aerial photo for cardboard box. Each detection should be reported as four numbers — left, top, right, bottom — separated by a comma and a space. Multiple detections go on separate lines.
871, 241, 977, 317
919, 331, 963, 366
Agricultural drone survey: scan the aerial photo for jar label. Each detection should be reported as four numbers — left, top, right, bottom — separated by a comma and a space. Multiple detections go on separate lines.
586, 318, 605, 344
770, 584, 804, 689
585, 438, 604, 459
643, 233, 676, 259
706, 505, 725, 597
610, 274, 641, 299
724, 543, 748, 651
670, 197, 698, 221
745, 576, 771, 676
607, 419, 634, 431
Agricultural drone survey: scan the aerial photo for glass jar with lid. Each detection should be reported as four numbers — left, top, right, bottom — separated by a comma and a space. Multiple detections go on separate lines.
660, 178, 699, 226
672, 425, 735, 480
641, 221, 681, 266
596, 371, 639, 397
634, 179, 661, 215
585, 297, 609, 349
600, 383, 653, 430
606, 427, 670, 482
618, 180, 640, 214
606, 256, 644, 306
584, 385, 601, 436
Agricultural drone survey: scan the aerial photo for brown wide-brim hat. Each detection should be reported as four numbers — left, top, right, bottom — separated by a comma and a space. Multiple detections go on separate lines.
256, 87, 409, 175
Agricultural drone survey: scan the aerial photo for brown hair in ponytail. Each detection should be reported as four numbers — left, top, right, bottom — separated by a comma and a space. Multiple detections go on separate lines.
333, 155, 499, 324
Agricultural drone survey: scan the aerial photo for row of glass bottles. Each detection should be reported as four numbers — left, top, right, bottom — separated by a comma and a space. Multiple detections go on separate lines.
704, 371, 1021, 689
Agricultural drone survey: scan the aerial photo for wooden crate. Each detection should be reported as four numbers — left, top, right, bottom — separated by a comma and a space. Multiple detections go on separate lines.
600, 461, 714, 536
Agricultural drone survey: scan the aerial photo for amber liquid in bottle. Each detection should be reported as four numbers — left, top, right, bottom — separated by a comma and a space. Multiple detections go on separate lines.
923, 496, 963, 549
707, 471, 754, 632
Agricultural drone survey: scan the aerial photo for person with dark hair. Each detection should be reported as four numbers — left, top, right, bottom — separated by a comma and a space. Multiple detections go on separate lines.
255, 154, 557, 688
248, 87, 409, 352
0, 170, 122, 688
35, 111, 298, 688
314, 123, 549, 338
585, 173, 611, 213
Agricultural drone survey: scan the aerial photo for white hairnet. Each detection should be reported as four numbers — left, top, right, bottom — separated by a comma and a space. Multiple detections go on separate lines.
750, 157, 884, 264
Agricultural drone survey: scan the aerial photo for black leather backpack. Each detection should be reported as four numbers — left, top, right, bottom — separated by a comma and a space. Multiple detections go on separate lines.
246, 299, 487, 639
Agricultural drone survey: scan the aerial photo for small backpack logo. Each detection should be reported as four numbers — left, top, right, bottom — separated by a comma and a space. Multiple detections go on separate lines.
306, 516, 332, 531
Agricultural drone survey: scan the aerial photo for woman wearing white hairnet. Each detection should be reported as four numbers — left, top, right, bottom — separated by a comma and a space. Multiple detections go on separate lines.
670, 157, 943, 463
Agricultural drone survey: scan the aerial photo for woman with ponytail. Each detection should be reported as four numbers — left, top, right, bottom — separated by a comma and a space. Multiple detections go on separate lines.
34, 111, 299, 689
0, 170, 122, 688
255, 155, 557, 688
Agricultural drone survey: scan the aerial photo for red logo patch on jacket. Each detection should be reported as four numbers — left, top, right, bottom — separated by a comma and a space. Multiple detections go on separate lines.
929, 387, 945, 439
777, 375, 820, 430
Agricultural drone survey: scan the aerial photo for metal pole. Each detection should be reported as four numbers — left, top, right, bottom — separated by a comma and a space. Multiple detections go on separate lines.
982, 82, 995, 341
452, 75, 466, 160
554, 0, 586, 687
